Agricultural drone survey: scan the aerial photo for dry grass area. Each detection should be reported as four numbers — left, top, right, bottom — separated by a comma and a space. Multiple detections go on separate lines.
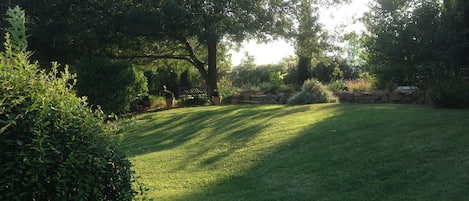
346, 79, 374, 92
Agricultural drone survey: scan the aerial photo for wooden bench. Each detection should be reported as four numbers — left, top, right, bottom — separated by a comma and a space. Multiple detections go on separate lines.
178, 87, 209, 101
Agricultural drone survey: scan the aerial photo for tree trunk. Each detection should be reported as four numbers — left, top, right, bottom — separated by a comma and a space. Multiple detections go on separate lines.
207, 38, 218, 95
297, 56, 312, 85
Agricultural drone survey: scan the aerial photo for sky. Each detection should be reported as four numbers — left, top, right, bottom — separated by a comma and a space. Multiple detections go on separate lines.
229, 0, 371, 66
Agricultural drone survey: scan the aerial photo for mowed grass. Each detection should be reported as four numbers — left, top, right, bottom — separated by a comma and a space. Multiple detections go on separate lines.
118, 104, 469, 201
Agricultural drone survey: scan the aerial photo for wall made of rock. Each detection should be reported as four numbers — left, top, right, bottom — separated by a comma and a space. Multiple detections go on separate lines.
230, 92, 294, 104
338, 91, 427, 104
229, 91, 428, 105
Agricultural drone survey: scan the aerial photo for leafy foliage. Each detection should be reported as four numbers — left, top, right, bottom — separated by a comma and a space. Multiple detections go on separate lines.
430, 80, 469, 108
0, 0, 300, 93
229, 56, 293, 94
287, 78, 337, 105
75, 56, 148, 114
327, 80, 347, 93
0, 0, 129, 64
365, 0, 440, 88
218, 77, 241, 99
364, 0, 469, 107
144, 66, 179, 97
294, 0, 321, 85
0, 7, 134, 200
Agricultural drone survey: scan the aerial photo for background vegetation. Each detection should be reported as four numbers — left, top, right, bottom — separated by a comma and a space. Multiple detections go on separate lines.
1, 1, 468, 200
1, 0, 466, 110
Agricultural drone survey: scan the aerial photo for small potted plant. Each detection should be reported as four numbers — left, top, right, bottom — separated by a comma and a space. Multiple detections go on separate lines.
212, 89, 222, 105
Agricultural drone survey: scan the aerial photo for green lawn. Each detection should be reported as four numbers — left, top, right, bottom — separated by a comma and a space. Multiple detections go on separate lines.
118, 104, 469, 201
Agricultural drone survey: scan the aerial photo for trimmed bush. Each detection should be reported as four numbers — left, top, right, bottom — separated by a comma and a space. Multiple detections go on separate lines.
287, 78, 337, 105
75, 56, 148, 114
0, 7, 134, 200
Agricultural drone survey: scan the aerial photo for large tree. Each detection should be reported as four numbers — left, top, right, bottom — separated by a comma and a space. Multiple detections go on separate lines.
364, 0, 444, 88
364, 0, 469, 107
294, 0, 323, 85
440, 0, 469, 76
126, 0, 297, 92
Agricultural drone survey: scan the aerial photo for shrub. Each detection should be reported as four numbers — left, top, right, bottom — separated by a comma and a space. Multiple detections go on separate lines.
259, 82, 280, 94
149, 95, 168, 108
287, 78, 337, 105
0, 7, 134, 200
431, 80, 469, 108
286, 90, 314, 105
279, 84, 295, 93
231, 63, 287, 88
328, 80, 347, 94
75, 56, 148, 114
218, 77, 241, 102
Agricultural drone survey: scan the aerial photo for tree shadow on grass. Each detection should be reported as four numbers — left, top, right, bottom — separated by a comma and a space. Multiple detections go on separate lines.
174, 104, 469, 201
121, 105, 307, 160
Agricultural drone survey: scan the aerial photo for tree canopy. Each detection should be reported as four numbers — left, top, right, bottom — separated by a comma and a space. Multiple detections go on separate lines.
363, 0, 469, 107
127, 0, 297, 92
364, 0, 469, 89
1, 0, 298, 92
4, 0, 467, 107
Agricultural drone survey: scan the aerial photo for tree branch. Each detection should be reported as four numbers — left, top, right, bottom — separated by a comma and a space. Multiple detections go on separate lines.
178, 36, 210, 82
180, 37, 206, 68
102, 53, 197, 66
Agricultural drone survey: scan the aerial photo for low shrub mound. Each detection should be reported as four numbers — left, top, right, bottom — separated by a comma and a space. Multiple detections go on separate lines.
287, 78, 337, 105
0, 7, 134, 200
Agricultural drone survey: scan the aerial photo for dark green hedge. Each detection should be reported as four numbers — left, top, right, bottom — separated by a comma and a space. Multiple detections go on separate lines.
431, 80, 469, 108
75, 56, 148, 114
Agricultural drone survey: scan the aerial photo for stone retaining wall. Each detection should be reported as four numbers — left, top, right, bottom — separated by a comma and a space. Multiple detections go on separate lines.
338, 91, 427, 104
231, 92, 293, 104
229, 91, 428, 105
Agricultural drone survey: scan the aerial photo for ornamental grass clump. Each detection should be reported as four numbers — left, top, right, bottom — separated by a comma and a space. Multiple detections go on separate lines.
287, 78, 337, 105
0, 7, 134, 200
